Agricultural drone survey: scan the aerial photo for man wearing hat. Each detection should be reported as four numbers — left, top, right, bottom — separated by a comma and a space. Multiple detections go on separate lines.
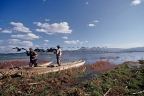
26, 48, 38, 67
56, 45, 62, 66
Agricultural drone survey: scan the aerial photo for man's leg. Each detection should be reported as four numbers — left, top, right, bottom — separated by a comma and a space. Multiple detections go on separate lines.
58, 56, 61, 66
33, 59, 38, 67
29, 61, 33, 67
57, 56, 59, 66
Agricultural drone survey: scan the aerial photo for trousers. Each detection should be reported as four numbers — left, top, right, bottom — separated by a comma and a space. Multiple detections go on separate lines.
29, 59, 37, 67
56, 56, 61, 66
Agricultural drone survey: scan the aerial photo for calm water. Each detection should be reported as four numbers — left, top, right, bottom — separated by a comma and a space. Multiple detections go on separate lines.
0, 52, 144, 65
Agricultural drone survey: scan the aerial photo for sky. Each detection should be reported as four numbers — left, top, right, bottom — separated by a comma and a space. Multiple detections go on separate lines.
0, 0, 144, 52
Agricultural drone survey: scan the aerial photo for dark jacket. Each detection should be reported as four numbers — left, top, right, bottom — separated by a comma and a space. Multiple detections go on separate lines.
26, 51, 38, 60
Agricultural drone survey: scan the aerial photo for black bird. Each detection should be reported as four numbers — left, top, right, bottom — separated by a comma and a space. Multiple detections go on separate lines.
12, 47, 27, 51
46, 48, 57, 53
34, 48, 45, 52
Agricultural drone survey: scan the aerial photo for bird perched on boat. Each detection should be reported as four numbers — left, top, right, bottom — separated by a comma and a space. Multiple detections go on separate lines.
11, 47, 27, 51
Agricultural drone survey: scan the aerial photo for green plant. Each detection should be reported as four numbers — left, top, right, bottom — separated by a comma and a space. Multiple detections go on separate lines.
91, 91, 102, 96
9, 85, 18, 94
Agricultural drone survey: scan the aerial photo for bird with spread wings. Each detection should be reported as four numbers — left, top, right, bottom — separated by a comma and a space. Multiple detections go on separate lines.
11, 47, 27, 51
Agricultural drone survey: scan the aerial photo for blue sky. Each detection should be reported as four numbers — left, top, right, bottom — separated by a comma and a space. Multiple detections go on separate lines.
0, 0, 144, 52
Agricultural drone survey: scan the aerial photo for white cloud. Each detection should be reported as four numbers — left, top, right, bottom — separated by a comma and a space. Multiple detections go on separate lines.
6, 39, 33, 47
93, 20, 99, 23
62, 36, 68, 39
0, 28, 2, 30
10, 22, 31, 32
35, 29, 47, 32
44, 43, 47, 46
64, 40, 80, 44
131, 0, 142, 5
45, 19, 49, 21
35, 45, 40, 47
7, 39, 21, 44
34, 22, 72, 34
119, 43, 143, 48
1, 29, 12, 33
8, 41, 33, 47
88, 24, 95, 27
0, 40, 33, 52
64, 40, 88, 45
85, 41, 88, 43
103, 44, 113, 47
22, 41, 33, 47
0, 46, 5, 49
0, 40, 4, 44
33, 22, 42, 26
11, 33, 40, 40
86, 2, 89, 5
80, 41, 88, 45
44, 40, 49, 42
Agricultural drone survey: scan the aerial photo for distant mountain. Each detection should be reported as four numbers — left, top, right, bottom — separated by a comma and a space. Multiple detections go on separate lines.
70, 47, 123, 53
121, 47, 144, 52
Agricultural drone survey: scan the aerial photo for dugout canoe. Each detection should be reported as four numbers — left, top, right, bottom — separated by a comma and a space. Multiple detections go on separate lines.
0, 60, 85, 77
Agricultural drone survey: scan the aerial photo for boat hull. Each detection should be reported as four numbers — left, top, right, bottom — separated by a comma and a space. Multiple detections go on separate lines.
0, 60, 85, 77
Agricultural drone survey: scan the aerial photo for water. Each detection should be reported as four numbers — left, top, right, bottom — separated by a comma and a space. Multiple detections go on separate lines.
0, 52, 144, 65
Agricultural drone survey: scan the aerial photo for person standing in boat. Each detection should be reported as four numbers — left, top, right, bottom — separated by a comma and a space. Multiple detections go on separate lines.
26, 48, 38, 67
55, 45, 62, 66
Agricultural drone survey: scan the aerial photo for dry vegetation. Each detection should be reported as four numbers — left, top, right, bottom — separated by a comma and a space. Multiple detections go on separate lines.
0, 60, 143, 96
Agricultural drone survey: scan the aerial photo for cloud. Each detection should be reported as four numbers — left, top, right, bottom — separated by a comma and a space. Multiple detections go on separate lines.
0, 40, 33, 52
88, 24, 95, 27
85, 2, 89, 5
0, 40, 4, 44
64, 40, 80, 44
34, 22, 72, 34
7, 39, 21, 44
131, 0, 142, 5
44, 43, 47, 46
93, 20, 99, 23
64, 40, 88, 45
1, 29, 12, 33
6, 39, 33, 47
44, 40, 49, 42
119, 43, 143, 48
11, 33, 40, 40
45, 19, 49, 21
0, 46, 5, 49
7, 39, 33, 47
0, 28, 2, 30
103, 44, 113, 47
80, 41, 88, 45
35, 29, 47, 32
22, 41, 33, 47
10, 22, 31, 32
62, 36, 68, 39
43, 0, 46, 1
35, 45, 40, 47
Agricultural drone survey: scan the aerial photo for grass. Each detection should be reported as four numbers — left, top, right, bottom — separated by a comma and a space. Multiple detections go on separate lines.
0, 60, 143, 96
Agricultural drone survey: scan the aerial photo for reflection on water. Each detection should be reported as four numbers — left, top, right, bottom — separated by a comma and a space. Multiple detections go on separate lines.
0, 52, 144, 65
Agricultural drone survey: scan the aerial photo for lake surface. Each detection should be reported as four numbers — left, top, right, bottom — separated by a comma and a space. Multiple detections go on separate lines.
0, 52, 144, 65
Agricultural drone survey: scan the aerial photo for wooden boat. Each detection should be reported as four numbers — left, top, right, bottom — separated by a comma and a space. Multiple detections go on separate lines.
0, 60, 85, 77
24, 61, 53, 67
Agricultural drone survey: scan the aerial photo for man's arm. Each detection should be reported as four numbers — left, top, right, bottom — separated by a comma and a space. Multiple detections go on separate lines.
26, 51, 30, 56
57, 49, 60, 54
